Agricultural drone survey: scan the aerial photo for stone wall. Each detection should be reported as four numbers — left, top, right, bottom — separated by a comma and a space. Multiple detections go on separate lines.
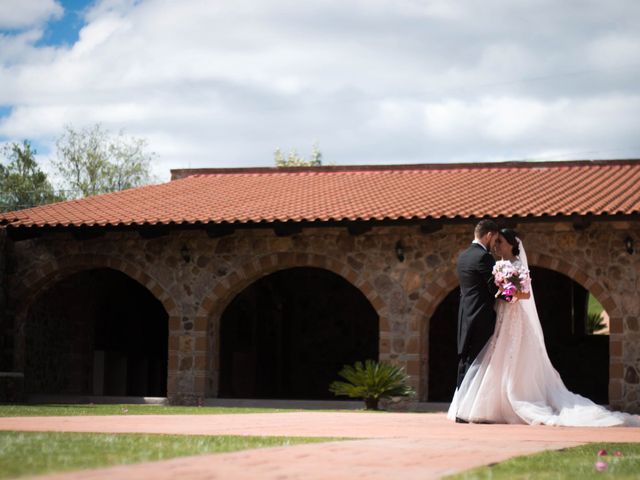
4, 218, 640, 411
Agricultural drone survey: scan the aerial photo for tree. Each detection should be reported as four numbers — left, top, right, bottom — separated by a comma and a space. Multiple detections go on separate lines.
0, 140, 59, 211
274, 142, 322, 167
54, 124, 155, 198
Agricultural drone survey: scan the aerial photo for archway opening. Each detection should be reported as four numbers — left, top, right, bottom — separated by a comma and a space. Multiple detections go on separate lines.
531, 266, 609, 404
427, 287, 459, 402
427, 267, 609, 403
219, 267, 379, 400
25, 268, 168, 397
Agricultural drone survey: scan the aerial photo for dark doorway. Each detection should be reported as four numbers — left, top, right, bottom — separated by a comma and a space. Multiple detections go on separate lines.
531, 267, 609, 404
219, 267, 379, 400
25, 269, 168, 397
427, 287, 459, 402
427, 267, 609, 403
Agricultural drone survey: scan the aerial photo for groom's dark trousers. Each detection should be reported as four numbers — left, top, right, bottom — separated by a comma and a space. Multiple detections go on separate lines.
456, 243, 498, 388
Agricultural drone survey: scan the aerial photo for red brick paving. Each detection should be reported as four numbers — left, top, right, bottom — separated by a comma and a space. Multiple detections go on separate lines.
2, 412, 639, 479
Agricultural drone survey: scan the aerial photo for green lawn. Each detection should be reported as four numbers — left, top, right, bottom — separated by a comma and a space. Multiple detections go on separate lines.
588, 293, 604, 316
0, 431, 340, 479
448, 443, 640, 480
0, 404, 302, 417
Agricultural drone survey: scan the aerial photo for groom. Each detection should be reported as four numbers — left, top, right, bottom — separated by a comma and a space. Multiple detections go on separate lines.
455, 219, 500, 411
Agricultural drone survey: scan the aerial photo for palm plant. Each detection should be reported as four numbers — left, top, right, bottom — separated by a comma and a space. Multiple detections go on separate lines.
587, 312, 607, 334
329, 359, 415, 410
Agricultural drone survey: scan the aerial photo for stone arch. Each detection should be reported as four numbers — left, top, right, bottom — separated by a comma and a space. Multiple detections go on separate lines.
411, 267, 459, 402
12, 254, 176, 372
195, 252, 389, 397
15, 254, 175, 315
526, 252, 621, 323
414, 252, 624, 404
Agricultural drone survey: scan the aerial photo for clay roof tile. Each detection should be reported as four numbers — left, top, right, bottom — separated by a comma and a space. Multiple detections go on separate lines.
2, 160, 639, 229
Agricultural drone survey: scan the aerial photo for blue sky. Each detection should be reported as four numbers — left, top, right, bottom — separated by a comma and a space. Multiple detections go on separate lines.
0, 0, 87, 158
0, 0, 92, 144
35, 0, 88, 47
1, 0, 639, 183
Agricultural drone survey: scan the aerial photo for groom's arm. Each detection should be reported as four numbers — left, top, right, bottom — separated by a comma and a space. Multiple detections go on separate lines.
480, 253, 499, 297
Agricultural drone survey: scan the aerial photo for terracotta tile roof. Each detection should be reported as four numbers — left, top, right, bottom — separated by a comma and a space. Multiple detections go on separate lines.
2, 160, 640, 229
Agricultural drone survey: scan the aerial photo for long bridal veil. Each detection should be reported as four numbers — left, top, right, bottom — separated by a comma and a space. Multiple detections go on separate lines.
448, 239, 640, 426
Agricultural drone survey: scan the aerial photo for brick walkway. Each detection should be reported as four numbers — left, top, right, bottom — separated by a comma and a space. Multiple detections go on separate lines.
2, 412, 639, 479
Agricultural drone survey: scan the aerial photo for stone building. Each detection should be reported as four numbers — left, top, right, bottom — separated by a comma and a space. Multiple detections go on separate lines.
0, 160, 639, 411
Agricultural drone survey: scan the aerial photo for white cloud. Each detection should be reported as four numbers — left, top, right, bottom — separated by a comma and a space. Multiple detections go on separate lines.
0, 0, 63, 30
0, 29, 45, 63
422, 94, 640, 159
587, 33, 640, 70
0, 0, 639, 182
424, 97, 561, 142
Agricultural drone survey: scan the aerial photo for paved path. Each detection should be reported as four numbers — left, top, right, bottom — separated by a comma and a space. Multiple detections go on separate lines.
2, 412, 639, 479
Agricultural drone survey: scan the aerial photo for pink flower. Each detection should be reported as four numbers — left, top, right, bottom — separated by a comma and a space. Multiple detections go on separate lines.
503, 283, 517, 296
597, 449, 607, 456
613, 450, 622, 457
494, 260, 531, 298
594, 461, 608, 471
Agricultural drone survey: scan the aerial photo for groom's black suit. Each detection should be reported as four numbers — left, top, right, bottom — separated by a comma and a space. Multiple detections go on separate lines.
456, 242, 498, 387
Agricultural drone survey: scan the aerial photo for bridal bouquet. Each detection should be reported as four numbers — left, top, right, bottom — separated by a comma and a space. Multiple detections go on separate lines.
492, 260, 531, 303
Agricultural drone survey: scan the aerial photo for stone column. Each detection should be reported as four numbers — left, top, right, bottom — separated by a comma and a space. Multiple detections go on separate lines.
167, 297, 209, 405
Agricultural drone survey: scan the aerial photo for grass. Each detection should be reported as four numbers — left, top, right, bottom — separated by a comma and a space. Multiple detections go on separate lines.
447, 443, 640, 480
0, 430, 341, 479
0, 404, 303, 417
588, 293, 604, 316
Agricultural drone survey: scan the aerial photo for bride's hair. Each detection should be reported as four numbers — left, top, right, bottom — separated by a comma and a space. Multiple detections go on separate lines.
500, 228, 520, 256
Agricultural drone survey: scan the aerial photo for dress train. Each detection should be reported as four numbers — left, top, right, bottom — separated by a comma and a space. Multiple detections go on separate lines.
448, 244, 639, 427
448, 300, 639, 426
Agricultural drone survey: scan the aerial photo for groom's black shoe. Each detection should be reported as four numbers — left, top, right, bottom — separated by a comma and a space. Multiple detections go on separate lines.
455, 417, 469, 424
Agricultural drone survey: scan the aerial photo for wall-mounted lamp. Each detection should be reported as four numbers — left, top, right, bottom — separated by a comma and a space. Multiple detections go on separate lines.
624, 236, 634, 255
180, 244, 191, 263
395, 240, 405, 262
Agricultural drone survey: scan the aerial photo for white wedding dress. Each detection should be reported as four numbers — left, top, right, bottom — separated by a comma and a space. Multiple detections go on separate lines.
447, 239, 640, 427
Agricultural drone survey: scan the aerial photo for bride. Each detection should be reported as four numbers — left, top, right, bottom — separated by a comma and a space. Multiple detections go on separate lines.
447, 228, 640, 427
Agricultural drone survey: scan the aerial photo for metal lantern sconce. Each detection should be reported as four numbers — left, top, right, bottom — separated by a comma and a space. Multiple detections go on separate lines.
624, 236, 634, 255
395, 240, 405, 262
180, 244, 191, 263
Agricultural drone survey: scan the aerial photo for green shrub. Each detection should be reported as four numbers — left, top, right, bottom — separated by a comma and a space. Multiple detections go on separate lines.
586, 312, 606, 334
329, 360, 415, 410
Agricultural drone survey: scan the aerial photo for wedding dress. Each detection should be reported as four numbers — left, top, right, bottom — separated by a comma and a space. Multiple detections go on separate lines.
447, 239, 640, 427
